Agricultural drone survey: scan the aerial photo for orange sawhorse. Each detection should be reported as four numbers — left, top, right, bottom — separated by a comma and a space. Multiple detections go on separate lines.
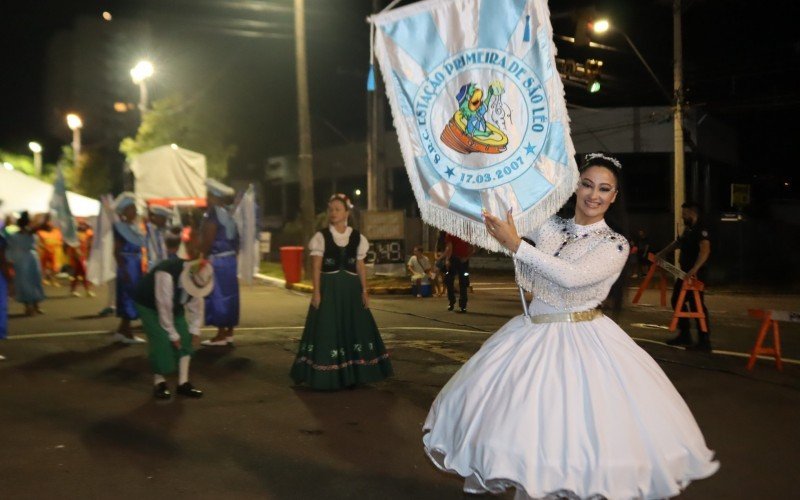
632, 253, 669, 306
668, 277, 707, 333
746, 309, 783, 371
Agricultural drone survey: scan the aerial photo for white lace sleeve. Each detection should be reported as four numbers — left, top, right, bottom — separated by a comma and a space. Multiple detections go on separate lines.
514, 237, 629, 288
184, 296, 204, 336
155, 271, 180, 342
357, 234, 369, 260
523, 216, 553, 245
308, 232, 324, 257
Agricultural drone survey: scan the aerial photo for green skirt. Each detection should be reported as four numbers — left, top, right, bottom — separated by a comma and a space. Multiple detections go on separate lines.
135, 304, 194, 375
290, 271, 393, 390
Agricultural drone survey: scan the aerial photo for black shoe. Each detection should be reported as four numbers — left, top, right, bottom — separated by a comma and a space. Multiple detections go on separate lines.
153, 382, 171, 400
456, 308, 467, 314
176, 382, 203, 398
686, 342, 713, 353
447, 304, 454, 312
666, 334, 693, 346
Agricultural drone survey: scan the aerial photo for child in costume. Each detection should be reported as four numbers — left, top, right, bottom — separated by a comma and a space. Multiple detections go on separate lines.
134, 235, 212, 399
6, 212, 45, 316
68, 218, 94, 297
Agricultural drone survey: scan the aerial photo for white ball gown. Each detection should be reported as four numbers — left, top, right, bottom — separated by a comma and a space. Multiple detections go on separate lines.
423, 217, 719, 499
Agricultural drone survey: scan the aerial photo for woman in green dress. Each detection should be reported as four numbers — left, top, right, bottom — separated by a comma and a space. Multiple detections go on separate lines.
290, 194, 393, 390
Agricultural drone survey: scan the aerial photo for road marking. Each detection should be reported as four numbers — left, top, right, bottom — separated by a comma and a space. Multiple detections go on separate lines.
7, 329, 111, 340
383, 327, 483, 334
630, 323, 670, 330
472, 287, 520, 291
7, 325, 481, 340
710, 349, 800, 366
630, 337, 800, 366
9, 327, 799, 368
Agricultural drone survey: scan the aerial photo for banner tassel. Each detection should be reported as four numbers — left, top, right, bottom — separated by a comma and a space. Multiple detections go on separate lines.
367, 64, 376, 91
367, 21, 376, 92
523, 15, 531, 42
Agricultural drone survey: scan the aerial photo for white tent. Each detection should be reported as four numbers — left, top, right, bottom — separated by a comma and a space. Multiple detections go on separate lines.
129, 145, 207, 201
0, 167, 100, 217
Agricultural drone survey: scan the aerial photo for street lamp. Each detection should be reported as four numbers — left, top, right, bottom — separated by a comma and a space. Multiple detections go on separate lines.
591, 18, 610, 34
590, 20, 670, 100
130, 60, 154, 115
66, 113, 82, 168
28, 141, 42, 176
591, 11, 686, 249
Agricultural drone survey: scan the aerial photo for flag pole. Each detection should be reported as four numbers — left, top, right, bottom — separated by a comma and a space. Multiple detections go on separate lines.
518, 286, 530, 319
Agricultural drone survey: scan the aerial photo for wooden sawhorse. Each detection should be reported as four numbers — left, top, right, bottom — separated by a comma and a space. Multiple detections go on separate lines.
745, 309, 799, 371
632, 253, 670, 306
668, 277, 707, 333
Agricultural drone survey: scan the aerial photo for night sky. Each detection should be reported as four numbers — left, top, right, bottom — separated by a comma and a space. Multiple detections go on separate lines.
1, 0, 798, 192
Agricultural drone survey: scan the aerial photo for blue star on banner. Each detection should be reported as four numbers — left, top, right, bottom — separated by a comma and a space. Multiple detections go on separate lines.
524, 143, 536, 155
444, 166, 455, 178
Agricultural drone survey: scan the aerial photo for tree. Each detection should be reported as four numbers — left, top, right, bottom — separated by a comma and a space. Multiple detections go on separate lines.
0, 149, 37, 176
120, 93, 237, 179
69, 146, 114, 198
0, 146, 107, 198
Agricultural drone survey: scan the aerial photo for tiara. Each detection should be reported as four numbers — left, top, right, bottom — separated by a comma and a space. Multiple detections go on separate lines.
584, 153, 622, 170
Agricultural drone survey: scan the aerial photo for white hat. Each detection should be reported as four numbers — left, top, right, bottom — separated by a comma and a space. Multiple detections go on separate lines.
149, 205, 173, 218
205, 179, 235, 198
179, 259, 215, 298
113, 192, 138, 213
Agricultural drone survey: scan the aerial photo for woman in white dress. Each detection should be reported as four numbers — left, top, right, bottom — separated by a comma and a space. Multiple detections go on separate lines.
423, 154, 719, 500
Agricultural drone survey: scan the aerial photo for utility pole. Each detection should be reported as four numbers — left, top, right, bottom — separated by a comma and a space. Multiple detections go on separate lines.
294, 0, 316, 251
673, 0, 685, 248
367, 0, 387, 211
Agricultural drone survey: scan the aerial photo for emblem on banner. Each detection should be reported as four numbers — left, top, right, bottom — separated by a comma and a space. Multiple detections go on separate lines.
414, 49, 549, 191
441, 81, 509, 155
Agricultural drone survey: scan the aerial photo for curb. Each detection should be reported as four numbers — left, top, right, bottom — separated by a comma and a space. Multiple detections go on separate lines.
254, 273, 412, 295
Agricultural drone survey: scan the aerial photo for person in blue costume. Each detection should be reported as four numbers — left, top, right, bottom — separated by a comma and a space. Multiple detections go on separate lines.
199, 179, 240, 346
6, 212, 45, 316
145, 205, 172, 271
1, 224, 11, 359
112, 192, 146, 344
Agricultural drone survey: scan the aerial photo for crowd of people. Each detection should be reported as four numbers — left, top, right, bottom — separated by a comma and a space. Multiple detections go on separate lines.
0, 178, 244, 388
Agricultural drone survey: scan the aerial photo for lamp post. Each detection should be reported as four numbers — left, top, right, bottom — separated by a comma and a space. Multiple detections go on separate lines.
294, 0, 316, 254
66, 113, 82, 168
591, 16, 685, 246
28, 141, 42, 176
130, 60, 154, 118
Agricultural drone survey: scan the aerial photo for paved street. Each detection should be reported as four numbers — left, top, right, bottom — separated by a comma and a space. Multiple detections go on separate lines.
1, 276, 799, 499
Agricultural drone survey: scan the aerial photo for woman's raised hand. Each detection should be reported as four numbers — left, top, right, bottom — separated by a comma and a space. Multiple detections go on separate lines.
482, 209, 522, 253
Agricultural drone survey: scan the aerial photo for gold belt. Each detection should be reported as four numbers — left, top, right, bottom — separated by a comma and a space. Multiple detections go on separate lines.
531, 309, 604, 324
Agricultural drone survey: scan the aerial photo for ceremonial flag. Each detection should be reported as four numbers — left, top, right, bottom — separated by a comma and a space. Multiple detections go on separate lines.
234, 184, 258, 285
49, 165, 79, 247
371, 0, 578, 252
86, 194, 117, 286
